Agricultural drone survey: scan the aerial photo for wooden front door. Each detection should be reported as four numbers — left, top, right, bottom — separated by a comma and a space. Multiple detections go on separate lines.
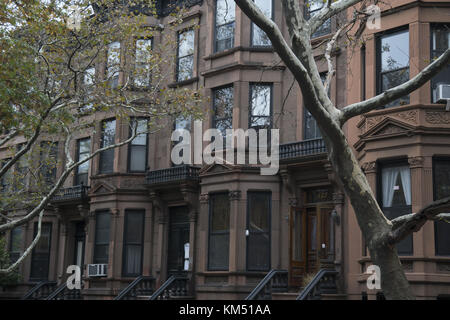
289, 204, 334, 287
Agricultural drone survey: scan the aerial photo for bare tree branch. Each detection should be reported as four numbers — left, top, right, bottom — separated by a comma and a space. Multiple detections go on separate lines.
387, 196, 450, 245
340, 48, 450, 124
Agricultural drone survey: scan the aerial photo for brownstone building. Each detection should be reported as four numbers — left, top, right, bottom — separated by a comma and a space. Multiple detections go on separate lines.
1, 0, 450, 300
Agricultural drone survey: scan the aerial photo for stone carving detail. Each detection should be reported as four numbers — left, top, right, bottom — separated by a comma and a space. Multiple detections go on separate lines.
373, 124, 405, 136
199, 193, 209, 204
437, 263, 450, 272
156, 210, 168, 224
395, 110, 418, 124
408, 156, 424, 168
288, 198, 299, 207
425, 112, 450, 124
366, 116, 384, 129
362, 161, 377, 173
229, 190, 241, 201
189, 210, 198, 222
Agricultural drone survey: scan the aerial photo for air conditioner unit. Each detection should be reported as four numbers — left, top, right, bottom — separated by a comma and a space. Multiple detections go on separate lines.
87, 264, 108, 277
437, 84, 450, 111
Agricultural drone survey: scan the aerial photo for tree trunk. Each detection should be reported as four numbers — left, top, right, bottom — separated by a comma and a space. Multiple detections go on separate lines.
321, 132, 415, 299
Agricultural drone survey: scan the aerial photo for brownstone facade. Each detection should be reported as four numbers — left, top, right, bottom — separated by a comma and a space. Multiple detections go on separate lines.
1, 0, 450, 300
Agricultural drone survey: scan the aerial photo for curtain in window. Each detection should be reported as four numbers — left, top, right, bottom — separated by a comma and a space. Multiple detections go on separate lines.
382, 167, 398, 207
399, 166, 411, 206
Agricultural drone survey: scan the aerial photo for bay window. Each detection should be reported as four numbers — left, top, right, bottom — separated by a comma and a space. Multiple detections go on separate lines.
122, 210, 145, 276
433, 157, 450, 256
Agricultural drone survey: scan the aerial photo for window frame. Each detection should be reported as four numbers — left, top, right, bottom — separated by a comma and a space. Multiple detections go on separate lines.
122, 209, 145, 277
133, 37, 153, 88
212, 84, 234, 138
207, 192, 230, 271
250, 0, 274, 47
127, 118, 149, 173
432, 156, 450, 256
106, 41, 121, 88
29, 222, 52, 281
430, 24, 450, 103
377, 158, 413, 255
93, 210, 111, 264
214, 0, 236, 53
75, 137, 91, 186
376, 27, 411, 109
246, 191, 271, 271
9, 226, 23, 264
39, 141, 58, 185
99, 118, 116, 174
248, 83, 273, 130
176, 29, 195, 82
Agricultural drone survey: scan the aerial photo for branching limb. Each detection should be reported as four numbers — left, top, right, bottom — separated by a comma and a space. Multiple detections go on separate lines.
388, 196, 450, 245
340, 48, 450, 125
0, 210, 44, 274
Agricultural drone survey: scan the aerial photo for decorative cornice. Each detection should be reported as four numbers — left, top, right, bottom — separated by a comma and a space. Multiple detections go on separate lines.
425, 111, 450, 124
229, 190, 241, 201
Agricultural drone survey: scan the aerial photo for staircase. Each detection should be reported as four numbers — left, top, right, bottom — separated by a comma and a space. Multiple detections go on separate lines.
247, 269, 343, 301
114, 276, 155, 300
45, 282, 82, 300
22, 281, 57, 300
149, 275, 193, 300
245, 270, 289, 300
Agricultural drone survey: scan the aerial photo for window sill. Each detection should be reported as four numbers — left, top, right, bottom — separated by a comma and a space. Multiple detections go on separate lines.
204, 46, 275, 61
168, 77, 199, 88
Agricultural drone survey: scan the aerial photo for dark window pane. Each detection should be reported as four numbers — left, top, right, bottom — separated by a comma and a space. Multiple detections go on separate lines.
247, 192, 271, 271
40, 141, 58, 184
30, 223, 52, 280
94, 212, 110, 264
177, 30, 195, 81
129, 119, 147, 172
123, 210, 144, 276
434, 158, 450, 255
208, 193, 230, 270
9, 227, 23, 263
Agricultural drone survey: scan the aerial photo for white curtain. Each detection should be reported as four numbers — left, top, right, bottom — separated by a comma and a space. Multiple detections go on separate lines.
382, 167, 398, 207
399, 166, 412, 206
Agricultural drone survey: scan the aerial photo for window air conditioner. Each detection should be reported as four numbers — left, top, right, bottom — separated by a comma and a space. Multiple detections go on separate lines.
436, 84, 450, 111
87, 264, 108, 277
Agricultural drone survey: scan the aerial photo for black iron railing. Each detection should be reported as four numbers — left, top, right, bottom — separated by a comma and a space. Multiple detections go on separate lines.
114, 276, 155, 300
146, 165, 200, 185
45, 282, 82, 300
22, 281, 57, 300
279, 138, 326, 160
52, 185, 90, 203
245, 270, 289, 300
149, 275, 190, 300
297, 269, 338, 300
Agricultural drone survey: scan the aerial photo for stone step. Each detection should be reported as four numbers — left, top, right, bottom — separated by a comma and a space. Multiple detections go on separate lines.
136, 295, 196, 300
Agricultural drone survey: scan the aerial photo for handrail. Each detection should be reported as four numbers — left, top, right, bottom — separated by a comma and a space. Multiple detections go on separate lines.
114, 276, 155, 300
22, 281, 57, 300
149, 275, 189, 300
45, 282, 82, 300
297, 269, 338, 300
245, 269, 288, 300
